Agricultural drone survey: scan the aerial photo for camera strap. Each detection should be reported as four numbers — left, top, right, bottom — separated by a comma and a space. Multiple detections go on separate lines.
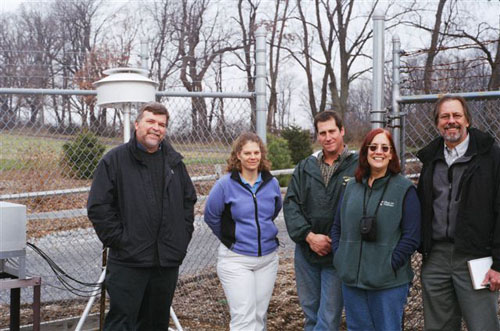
362, 175, 392, 218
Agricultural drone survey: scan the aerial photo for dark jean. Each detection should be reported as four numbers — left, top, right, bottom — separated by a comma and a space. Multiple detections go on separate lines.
104, 262, 179, 331
342, 283, 409, 331
294, 245, 343, 331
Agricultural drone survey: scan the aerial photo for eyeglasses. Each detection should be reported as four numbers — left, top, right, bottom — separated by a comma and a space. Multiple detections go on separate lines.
438, 113, 464, 121
367, 144, 391, 153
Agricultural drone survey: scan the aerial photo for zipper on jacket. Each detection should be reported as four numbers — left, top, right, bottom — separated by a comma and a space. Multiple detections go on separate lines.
356, 186, 372, 286
446, 168, 453, 240
233, 174, 273, 257
356, 241, 364, 286
252, 192, 262, 257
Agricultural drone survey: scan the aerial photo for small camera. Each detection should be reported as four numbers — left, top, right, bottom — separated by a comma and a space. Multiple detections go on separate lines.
360, 216, 377, 242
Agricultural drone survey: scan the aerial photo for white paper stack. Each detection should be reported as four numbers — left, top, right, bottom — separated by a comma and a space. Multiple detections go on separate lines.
467, 256, 493, 290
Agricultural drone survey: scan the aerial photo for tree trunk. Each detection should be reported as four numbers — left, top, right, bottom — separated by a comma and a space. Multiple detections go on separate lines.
423, 0, 447, 94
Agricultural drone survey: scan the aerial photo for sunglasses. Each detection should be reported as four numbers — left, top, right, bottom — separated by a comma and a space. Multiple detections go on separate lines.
367, 144, 391, 153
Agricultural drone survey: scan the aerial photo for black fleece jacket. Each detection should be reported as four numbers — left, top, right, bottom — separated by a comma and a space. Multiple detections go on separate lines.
417, 128, 500, 271
87, 133, 197, 267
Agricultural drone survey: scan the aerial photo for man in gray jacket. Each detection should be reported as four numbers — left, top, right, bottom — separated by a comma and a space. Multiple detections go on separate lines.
284, 111, 358, 331
417, 95, 500, 330
88, 102, 197, 330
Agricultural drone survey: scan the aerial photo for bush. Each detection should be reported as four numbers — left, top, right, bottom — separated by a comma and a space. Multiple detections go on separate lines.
62, 131, 106, 179
281, 125, 313, 164
267, 134, 293, 186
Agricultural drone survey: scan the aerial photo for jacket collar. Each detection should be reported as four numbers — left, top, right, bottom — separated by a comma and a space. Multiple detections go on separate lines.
362, 172, 392, 189
230, 169, 273, 184
127, 131, 183, 167
417, 128, 494, 164
305, 150, 357, 181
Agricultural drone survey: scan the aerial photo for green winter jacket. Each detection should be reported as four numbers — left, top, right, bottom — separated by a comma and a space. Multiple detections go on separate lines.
284, 151, 358, 265
333, 174, 414, 290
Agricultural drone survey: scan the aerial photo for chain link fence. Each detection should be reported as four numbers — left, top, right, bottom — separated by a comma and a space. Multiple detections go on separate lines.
400, 96, 500, 330
2, 90, 500, 329
402, 97, 500, 175
0, 90, 259, 329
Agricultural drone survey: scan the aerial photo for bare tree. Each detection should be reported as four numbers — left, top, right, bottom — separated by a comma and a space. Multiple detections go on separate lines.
0, 15, 22, 128
146, 0, 182, 92
276, 72, 295, 129
284, 0, 381, 122
265, 0, 293, 130
15, 5, 62, 125
442, 14, 500, 90
174, 0, 241, 138
422, 0, 448, 93
398, 0, 456, 93
233, 0, 259, 129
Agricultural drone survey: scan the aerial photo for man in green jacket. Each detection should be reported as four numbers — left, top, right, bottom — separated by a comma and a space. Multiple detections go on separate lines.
284, 111, 358, 331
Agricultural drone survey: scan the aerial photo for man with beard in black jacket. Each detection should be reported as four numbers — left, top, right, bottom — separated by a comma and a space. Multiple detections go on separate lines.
88, 102, 197, 330
417, 95, 500, 331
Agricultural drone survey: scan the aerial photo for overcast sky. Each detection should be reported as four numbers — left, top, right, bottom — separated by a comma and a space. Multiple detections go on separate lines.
2, 0, 499, 127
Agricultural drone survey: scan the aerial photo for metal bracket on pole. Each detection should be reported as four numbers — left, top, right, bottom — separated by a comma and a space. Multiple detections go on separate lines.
386, 111, 408, 129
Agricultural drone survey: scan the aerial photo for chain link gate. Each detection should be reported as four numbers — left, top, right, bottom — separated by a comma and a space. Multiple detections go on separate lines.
0, 89, 260, 329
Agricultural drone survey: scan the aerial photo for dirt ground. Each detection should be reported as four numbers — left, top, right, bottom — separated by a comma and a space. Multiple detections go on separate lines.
0, 257, 313, 331
0, 167, 429, 331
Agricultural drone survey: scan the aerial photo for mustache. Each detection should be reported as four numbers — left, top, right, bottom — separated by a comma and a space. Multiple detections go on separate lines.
444, 123, 461, 129
147, 129, 160, 135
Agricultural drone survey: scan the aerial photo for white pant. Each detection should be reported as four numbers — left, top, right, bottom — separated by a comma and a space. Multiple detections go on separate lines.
217, 244, 279, 331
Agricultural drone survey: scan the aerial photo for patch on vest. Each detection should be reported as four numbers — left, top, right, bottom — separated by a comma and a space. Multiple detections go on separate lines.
380, 200, 395, 207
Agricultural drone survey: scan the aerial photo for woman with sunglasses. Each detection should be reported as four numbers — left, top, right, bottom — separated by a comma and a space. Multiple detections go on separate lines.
331, 128, 421, 331
204, 132, 282, 330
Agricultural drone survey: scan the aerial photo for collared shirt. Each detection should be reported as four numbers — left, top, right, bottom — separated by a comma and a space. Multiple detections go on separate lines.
444, 133, 469, 167
317, 146, 349, 187
239, 172, 263, 194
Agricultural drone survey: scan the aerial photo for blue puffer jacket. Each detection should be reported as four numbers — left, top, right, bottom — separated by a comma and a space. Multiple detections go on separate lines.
204, 170, 282, 257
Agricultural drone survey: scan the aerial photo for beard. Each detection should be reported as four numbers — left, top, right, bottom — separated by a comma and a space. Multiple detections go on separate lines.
442, 124, 464, 143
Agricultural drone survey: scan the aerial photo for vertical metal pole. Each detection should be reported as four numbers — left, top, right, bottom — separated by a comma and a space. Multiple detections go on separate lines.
10, 287, 20, 331
255, 27, 267, 144
140, 40, 149, 71
99, 249, 107, 330
371, 10, 385, 129
75, 268, 107, 331
392, 35, 403, 169
123, 103, 131, 143
33, 278, 41, 331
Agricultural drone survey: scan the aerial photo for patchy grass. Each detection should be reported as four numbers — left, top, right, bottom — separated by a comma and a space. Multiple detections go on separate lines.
0, 132, 230, 171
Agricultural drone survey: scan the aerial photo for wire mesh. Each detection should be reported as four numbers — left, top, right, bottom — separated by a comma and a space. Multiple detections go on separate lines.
403, 98, 500, 173
3, 90, 500, 329
0, 91, 255, 328
401, 96, 500, 330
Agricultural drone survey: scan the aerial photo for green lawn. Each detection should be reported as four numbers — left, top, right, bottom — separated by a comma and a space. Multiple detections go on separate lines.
0, 132, 231, 171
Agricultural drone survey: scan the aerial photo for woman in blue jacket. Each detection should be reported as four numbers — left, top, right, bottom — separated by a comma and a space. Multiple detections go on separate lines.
331, 128, 421, 331
204, 132, 282, 331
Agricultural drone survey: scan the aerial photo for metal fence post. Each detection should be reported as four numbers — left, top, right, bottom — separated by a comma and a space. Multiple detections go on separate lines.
255, 27, 267, 144
122, 103, 131, 143
371, 10, 385, 129
392, 34, 405, 171
140, 40, 149, 71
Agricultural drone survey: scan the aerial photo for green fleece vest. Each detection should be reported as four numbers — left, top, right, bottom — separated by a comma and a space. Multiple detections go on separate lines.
333, 174, 414, 290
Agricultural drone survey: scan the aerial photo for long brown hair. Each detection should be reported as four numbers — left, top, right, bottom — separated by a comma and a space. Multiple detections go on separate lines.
354, 128, 401, 182
226, 132, 271, 172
